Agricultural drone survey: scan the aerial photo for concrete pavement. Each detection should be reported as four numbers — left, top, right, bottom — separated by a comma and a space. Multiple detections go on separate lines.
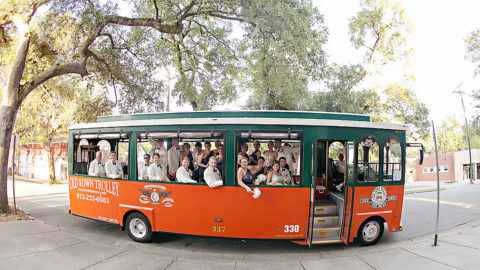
1, 216, 479, 269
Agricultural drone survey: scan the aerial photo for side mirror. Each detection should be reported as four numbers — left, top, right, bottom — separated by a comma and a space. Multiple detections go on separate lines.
407, 142, 425, 165
419, 149, 424, 165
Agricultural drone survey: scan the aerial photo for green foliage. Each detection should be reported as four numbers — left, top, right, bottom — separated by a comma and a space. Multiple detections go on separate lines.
14, 76, 112, 144
349, 0, 412, 65
242, 0, 328, 110
310, 64, 378, 113
466, 29, 480, 76
436, 115, 466, 154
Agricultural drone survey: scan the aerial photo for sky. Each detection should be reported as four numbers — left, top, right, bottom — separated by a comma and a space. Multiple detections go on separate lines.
169, 0, 480, 126
314, 0, 480, 125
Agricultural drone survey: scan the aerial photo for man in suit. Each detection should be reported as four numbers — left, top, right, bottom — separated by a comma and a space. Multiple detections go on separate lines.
88, 151, 105, 177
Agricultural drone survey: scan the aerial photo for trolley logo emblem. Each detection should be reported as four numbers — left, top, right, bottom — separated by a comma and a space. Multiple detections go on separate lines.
360, 186, 397, 208
138, 185, 174, 207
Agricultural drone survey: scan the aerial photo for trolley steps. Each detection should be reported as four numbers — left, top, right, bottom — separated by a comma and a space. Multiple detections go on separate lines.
312, 201, 342, 244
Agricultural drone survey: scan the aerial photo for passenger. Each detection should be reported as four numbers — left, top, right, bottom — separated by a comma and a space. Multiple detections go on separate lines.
167, 137, 181, 179
215, 144, 224, 173
274, 139, 286, 161
237, 156, 254, 192
334, 153, 345, 191
147, 137, 167, 170
248, 140, 262, 165
180, 143, 195, 172
176, 157, 197, 183
203, 156, 223, 188
105, 151, 124, 179
88, 151, 105, 177
214, 140, 222, 150
279, 157, 292, 185
147, 153, 168, 181
238, 143, 249, 164
263, 141, 277, 168
267, 160, 284, 186
282, 142, 298, 174
138, 154, 151, 180
198, 141, 214, 181
248, 156, 267, 183
192, 142, 203, 180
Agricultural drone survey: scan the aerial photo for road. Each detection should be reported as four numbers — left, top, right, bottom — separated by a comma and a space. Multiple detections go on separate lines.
9, 180, 480, 255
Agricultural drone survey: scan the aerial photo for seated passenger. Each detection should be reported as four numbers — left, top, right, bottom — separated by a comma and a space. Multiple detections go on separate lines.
105, 151, 124, 179
263, 141, 277, 168
88, 151, 105, 177
248, 156, 267, 184
180, 143, 195, 172
198, 141, 214, 181
138, 154, 151, 180
237, 156, 255, 192
176, 157, 197, 183
215, 144, 224, 173
203, 156, 223, 188
248, 140, 262, 165
334, 153, 345, 191
267, 160, 284, 186
237, 143, 249, 164
147, 153, 169, 181
147, 137, 167, 170
279, 157, 292, 185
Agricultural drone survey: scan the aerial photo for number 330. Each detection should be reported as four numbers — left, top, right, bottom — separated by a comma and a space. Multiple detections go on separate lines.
284, 225, 299, 233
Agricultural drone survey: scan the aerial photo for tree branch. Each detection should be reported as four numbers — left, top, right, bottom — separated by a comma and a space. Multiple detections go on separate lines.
153, 0, 159, 20
104, 15, 183, 34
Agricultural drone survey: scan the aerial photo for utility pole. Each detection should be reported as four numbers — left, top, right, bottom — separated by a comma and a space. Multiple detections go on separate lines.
454, 83, 473, 184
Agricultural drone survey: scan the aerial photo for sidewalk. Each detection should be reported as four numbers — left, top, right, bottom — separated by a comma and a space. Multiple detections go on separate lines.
0, 217, 479, 269
7, 176, 68, 198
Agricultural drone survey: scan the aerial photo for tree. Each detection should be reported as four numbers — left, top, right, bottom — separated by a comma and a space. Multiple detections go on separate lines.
465, 29, 480, 77
14, 77, 112, 183
1, 0, 335, 213
242, 0, 328, 110
436, 115, 466, 154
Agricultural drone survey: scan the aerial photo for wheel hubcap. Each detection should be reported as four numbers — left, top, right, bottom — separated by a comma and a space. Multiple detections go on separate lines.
130, 218, 147, 238
362, 221, 380, 242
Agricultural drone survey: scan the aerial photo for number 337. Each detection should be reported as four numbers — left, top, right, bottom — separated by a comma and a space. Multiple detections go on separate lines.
284, 225, 299, 233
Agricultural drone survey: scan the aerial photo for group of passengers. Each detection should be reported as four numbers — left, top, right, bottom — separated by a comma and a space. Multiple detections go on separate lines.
135, 138, 224, 188
88, 151, 125, 179
236, 139, 299, 192
88, 137, 299, 190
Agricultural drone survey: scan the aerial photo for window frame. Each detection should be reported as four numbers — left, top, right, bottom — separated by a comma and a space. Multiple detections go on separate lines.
134, 129, 227, 184
383, 136, 404, 182
71, 131, 132, 180
234, 129, 304, 188
356, 135, 380, 183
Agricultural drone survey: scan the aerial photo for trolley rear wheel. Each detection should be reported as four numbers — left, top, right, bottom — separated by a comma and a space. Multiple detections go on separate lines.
357, 218, 384, 246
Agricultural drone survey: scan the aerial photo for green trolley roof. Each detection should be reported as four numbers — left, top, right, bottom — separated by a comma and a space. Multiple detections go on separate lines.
69, 110, 406, 131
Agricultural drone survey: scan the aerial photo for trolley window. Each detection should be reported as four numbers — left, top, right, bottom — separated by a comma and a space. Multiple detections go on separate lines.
357, 135, 379, 182
383, 136, 403, 182
136, 130, 225, 184
72, 132, 130, 179
235, 130, 303, 187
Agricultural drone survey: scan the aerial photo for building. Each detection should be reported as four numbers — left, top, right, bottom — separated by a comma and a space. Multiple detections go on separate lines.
411, 149, 480, 182
15, 140, 68, 182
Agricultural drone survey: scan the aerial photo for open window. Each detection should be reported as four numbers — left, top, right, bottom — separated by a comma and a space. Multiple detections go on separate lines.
72, 132, 130, 179
136, 130, 225, 183
357, 135, 379, 182
235, 130, 303, 186
383, 136, 403, 181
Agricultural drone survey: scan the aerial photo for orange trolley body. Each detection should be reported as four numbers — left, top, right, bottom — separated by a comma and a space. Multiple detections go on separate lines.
69, 175, 310, 240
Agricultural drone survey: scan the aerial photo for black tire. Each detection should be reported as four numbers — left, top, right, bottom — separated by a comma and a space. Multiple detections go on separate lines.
357, 218, 384, 246
125, 212, 153, 243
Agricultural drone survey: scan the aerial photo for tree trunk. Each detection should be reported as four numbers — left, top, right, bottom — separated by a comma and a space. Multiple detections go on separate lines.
44, 141, 56, 183
0, 106, 17, 213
